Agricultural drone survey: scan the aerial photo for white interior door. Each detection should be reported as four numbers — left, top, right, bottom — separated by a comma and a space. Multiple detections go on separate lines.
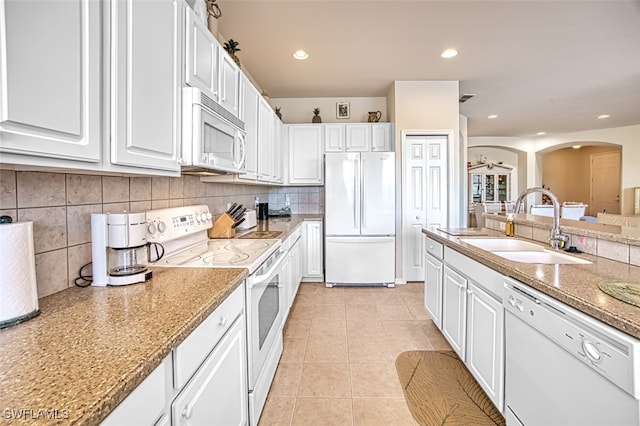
403, 135, 448, 282
361, 152, 395, 235
590, 151, 621, 215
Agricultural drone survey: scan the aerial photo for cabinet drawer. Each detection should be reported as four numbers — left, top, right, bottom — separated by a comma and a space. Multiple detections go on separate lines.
173, 284, 244, 389
425, 236, 444, 260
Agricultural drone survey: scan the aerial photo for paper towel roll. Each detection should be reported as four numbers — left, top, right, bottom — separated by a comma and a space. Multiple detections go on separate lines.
0, 221, 40, 328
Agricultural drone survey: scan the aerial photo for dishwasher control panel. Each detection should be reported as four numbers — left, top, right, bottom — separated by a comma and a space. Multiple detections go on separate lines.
504, 278, 640, 399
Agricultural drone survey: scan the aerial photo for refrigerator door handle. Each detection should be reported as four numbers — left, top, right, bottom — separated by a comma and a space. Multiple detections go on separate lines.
354, 157, 359, 229
361, 157, 366, 229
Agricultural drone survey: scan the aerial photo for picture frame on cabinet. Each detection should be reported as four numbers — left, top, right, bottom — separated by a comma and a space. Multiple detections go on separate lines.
336, 102, 350, 119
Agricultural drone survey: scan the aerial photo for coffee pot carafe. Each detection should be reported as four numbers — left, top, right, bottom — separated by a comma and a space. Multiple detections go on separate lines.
91, 212, 151, 286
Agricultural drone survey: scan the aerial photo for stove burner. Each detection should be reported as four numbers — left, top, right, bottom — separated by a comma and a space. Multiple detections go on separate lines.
203, 251, 250, 264
164, 254, 203, 265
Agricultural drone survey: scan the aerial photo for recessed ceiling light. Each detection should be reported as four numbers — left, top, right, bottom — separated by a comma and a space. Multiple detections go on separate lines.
596, 114, 610, 119
292, 50, 308, 60
488, 114, 498, 119
536, 132, 546, 136
441, 48, 458, 59
572, 145, 582, 149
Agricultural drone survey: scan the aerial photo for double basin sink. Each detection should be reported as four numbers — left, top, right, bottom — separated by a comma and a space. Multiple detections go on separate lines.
459, 237, 592, 265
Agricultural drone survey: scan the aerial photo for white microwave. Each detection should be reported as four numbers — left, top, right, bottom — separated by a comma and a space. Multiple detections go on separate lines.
182, 87, 246, 174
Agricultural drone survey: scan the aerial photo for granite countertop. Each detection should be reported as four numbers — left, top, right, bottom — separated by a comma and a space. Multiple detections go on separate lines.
0, 267, 248, 425
234, 214, 323, 241
423, 227, 640, 339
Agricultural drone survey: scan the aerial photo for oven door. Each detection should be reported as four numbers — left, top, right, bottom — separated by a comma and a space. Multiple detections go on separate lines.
246, 248, 287, 388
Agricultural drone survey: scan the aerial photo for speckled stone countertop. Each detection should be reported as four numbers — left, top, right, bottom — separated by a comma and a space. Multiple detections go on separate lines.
0, 267, 247, 425
235, 214, 324, 240
423, 227, 640, 340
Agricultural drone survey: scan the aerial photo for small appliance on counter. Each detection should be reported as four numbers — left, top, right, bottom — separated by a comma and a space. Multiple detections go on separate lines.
257, 203, 269, 220
91, 212, 151, 286
0, 216, 40, 328
236, 209, 257, 230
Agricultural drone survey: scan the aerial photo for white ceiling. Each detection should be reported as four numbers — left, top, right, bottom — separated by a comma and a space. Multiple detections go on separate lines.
216, 0, 640, 138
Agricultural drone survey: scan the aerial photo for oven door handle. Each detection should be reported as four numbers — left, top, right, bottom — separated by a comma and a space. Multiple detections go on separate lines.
249, 248, 287, 287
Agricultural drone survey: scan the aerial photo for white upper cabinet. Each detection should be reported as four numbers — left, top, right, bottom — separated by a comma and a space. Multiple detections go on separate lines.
240, 75, 259, 180
371, 123, 393, 151
345, 124, 371, 151
0, 0, 102, 166
257, 97, 273, 182
324, 124, 345, 152
218, 52, 241, 118
272, 116, 284, 183
287, 124, 324, 185
106, 0, 181, 174
184, 7, 218, 99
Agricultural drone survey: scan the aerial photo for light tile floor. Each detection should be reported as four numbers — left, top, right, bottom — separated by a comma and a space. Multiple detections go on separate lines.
258, 283, 453, 426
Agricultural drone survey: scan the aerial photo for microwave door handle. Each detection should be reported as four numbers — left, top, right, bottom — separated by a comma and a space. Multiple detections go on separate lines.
234, 133, 246, 169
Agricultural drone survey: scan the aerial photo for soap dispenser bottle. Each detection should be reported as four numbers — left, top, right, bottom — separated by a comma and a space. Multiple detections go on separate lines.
505, 214, 515, 237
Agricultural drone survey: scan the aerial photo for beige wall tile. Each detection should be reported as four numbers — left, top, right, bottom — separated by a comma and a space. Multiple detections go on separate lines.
68, 243, 92, 288
103, 202, 130, 214
18, 207, 67, 254
169, 177, 184, 199
152, 177, 170, 200
66, 174, 102, 205
514, 224, 533, 239
67, 204, 102, 246
102, 176, 130, 203
130, 177, 152, 201
169, 198, 184, 207
130, 201, 152, 213
17, 172, 65, 208
597, 239, 630, 263
1, 170, 17, 209
35, 249, 68, 297
183, 175, 198, 198
151, 199, 170, 210
0, 208, 17, 223
532, 227, 550, 244
570, 234, 597, 255
630, 245, 640, 267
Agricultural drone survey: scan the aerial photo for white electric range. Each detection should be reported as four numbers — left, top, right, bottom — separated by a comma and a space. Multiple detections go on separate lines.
146, 205, 287, 426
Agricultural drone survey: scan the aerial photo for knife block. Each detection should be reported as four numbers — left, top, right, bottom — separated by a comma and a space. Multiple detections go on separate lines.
208, 213, 236, 239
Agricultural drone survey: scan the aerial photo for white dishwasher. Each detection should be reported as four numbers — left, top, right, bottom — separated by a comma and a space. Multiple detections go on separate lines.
503, 278, 640, 426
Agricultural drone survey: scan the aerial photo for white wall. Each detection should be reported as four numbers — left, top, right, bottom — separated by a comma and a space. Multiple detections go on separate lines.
268, 97, 388, 124
469, 124, 640, 214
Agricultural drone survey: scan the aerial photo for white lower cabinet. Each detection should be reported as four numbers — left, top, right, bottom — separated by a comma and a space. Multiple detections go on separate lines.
172, 317, 247, 425
100, 284, 247, 425
302, 221, 324, 281
438, 245, 505, 413
424, 236, 444, 327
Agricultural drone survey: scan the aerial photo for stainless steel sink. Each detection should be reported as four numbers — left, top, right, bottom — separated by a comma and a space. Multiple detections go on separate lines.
459, 237, 592, 265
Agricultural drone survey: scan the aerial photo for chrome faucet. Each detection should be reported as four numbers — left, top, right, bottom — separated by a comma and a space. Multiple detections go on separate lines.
514, 187, 569, 249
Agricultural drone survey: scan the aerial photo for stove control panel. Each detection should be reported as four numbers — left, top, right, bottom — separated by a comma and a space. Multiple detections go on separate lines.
146, 205, 212, 243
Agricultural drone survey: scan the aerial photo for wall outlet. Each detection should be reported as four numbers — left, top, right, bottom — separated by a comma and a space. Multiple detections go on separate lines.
285, 193, 290, 206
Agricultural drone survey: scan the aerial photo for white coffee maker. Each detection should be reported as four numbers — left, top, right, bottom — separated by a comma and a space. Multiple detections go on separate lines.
91, 212, 151, 286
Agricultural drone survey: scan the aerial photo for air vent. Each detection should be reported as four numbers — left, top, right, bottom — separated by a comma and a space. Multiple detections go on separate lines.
459, 94, 475, 103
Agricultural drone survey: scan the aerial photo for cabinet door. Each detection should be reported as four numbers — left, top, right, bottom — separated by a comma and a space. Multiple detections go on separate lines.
108, 0, 181, 173
272, 116, 284, 183
371, 123, 392, 151
442, 266, 467, 360
291, 237, 303, 301
303, 221, 324, 279
172, 317, 248, 426
345, 124, 371, 151
239, 76, 258, 180
218, 52, 240, 118
184, 7, 218, 99
324, 124, 345, 152
425, 252, 443, 328
288, 125, 323, 185
257, 98, 273, 182
0, 0, 101, 164
466, 281, 504, 412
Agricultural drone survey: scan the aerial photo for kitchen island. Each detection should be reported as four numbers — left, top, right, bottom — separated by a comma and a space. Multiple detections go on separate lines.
423, 227, 640, 339
0, 267, 247, 425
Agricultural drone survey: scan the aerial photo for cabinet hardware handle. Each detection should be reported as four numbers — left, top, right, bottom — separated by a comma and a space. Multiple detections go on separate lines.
183, 403, 194, 419
218, 317, 227, 327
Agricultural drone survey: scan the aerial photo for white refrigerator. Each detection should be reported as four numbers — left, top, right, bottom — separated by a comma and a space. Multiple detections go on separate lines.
325, 152, 395, 286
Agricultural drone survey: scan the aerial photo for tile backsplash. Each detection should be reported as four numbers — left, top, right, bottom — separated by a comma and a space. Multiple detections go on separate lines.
0, 170, 323, 298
